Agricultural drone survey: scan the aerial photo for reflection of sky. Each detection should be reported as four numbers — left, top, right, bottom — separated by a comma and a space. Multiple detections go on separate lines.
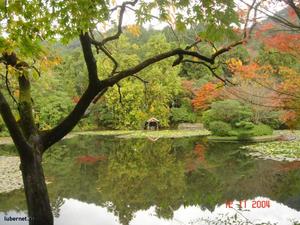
1, 197, 300, 225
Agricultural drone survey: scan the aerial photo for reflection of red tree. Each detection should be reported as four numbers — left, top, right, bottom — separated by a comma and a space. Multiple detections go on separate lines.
194, 144, 206, 161
278, 162, 300, 172
76, 155, 107, 164
185, 144, 207, 172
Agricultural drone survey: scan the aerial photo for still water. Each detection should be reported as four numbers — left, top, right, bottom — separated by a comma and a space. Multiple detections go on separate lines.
1, 136, 300, 225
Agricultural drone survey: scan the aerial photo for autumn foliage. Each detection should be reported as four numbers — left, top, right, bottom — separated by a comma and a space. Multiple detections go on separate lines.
192, 82, 222, 110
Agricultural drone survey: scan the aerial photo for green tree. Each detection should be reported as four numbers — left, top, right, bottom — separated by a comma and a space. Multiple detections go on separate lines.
98, 34, 182, 129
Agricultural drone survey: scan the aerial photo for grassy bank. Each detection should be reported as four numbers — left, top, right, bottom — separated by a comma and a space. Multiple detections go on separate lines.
207, 134, 281, 143
0, 129, 211, 146
76, 129, 211, 139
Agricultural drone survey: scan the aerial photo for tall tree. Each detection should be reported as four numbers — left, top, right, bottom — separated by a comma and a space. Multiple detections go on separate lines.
0, 1, 258, 224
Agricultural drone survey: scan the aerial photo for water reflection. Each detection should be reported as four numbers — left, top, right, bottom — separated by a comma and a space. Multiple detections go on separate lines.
0, 136, 300, 225
2, 197, 300, 225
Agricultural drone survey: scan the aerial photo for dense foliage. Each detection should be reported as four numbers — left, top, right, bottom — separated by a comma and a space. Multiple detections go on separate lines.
202, 100, 273, 137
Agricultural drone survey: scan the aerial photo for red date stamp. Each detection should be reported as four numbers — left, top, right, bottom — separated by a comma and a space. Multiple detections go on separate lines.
226, 199, 271, 209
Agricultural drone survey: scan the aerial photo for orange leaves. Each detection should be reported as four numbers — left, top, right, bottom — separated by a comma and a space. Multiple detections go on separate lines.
280, 111, 298, 129
233, 63, 260, 79
192, 82, 222, 111
280, 111, 297, 123
255, 22, 274, 39
259, 22, 274, 32
230, 61, 274, 80
72, 96, 80, 104
262, 33, 300, 56
277, 66, 300, 92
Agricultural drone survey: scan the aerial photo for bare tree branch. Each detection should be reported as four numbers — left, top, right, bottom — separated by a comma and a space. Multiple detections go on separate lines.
89, 0, 138, 47
5, 65, 18, 106
239, 0, 300, 30
102, 48, 214, 87
285, 0, 300, 21
182, 59, 234, 85
243, 0, 257, 39
224, 87, 300, 109
132, 74, 149, 84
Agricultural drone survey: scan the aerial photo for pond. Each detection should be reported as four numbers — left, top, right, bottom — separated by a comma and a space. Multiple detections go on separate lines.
1, 135, 300, 225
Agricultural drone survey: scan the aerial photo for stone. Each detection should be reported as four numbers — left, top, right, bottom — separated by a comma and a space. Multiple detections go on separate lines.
177, 123, 204, 130
0, 156, 23, 193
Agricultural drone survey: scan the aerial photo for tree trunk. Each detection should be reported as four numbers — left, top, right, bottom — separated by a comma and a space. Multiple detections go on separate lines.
20, 151, 53, 225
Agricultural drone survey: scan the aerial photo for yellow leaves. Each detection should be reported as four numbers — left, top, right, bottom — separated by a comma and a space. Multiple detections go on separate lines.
14, 90, 19, 98
149, 104, 155, 113
40, 56, 61, 71
7, 65, 18, 76
126, 25, 141, 37
278, 66, 298, 77
226, 58, 242, 72
1, 40, 17, 54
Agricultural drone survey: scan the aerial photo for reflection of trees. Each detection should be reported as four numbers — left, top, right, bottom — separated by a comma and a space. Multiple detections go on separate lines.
52, 196, 64, 218
97, 139, 186, 225
3, 136, 300, 224
274, 169, 300, 210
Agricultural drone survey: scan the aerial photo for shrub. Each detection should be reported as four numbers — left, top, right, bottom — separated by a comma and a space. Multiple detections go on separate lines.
202, 100, 273, 137
170, 107, 196, 124
251, 124, 273, 136
235, 121, 255, 129
202, 109, 216, 128
260, 111, 282, 129
209, 121, 232, 136
202, 100, 253, 127
210, 100, 253, 126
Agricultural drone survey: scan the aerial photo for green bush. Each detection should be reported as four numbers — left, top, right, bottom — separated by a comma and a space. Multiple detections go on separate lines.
251, 124, 273, 136
235, 121, 255, 129
260, 111, 283, 129
202, 100, 253, 128
202, 100, 273, 137
233, 124, 273, 139
210, 100, 253, 126
209, 121, 232, 136
170, 107, 196, 124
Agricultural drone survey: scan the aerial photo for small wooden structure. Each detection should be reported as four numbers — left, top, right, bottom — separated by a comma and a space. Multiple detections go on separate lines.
144, 117, 160, 130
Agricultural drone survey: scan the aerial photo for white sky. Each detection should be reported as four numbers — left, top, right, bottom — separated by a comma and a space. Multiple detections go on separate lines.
102, 0, 286, 31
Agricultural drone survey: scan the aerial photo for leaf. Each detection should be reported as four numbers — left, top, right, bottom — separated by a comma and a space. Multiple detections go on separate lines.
126, 25, 141, 37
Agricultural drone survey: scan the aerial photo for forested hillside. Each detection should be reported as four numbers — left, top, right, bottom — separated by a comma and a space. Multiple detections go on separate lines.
1, 11, 297, 136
